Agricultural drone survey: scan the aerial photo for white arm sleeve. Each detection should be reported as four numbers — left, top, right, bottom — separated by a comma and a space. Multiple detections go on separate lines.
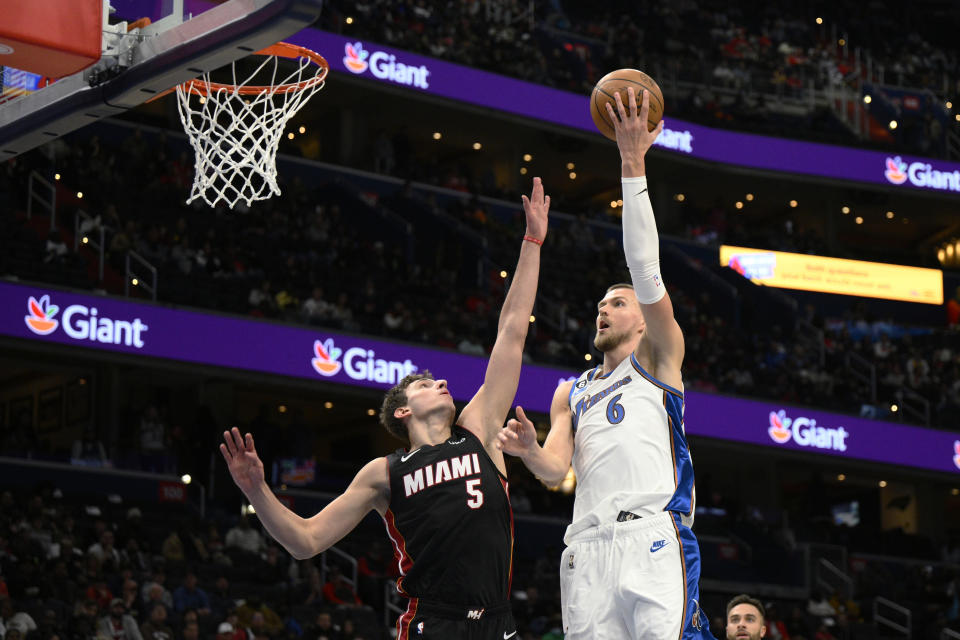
621, 176, 665, 304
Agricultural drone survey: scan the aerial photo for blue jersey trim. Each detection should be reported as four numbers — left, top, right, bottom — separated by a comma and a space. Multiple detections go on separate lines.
629, 354, 683, 397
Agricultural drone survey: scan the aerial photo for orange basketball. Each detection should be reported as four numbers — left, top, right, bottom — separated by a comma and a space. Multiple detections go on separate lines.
589, 69, 664, 141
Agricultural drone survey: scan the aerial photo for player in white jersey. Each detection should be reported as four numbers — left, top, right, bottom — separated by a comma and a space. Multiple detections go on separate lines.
497, 87, 715, 640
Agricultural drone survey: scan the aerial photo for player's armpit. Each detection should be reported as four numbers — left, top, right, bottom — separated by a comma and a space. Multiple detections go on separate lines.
529, 380, 576, 487
636, 293, 685, 388
301, 457, 390, 558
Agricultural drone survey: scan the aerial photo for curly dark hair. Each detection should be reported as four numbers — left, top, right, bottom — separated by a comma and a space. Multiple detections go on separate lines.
379, 370, 434, 440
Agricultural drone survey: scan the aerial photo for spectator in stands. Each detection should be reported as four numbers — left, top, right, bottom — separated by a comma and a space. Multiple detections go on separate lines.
173, 571, 211, 617
304, 609, 341, 640
139, 405, 168, 473
70, 598, 101, 638
160, 531, 185, 567
140, 568, 173, 612
235, 597, 282, 637
321, 566, 361, 607
181, 620, 200, 640
225, 516, 264, 555
725, 594, 766, 640
98, 598, 143, 640
139, 603, 174, 640
216, 621, 236, 640
119, 579, 139, 612
807, 591, 836, 618
44, 230, 68, 264
209, 576, 234, 622
301, 287, 331, 325
0, 598, 37, 639
88, 530, 121, 566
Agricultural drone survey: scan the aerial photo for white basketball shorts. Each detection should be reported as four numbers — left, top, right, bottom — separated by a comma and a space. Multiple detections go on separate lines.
559, 511, 715, 640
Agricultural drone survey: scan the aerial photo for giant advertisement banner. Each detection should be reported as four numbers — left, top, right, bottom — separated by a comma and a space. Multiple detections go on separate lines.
720, 245, 944, 304
4, 281, 959, 473
285, 27, 960, 196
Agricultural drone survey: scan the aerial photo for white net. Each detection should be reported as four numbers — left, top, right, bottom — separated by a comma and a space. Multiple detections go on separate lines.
175, 47, 326, 209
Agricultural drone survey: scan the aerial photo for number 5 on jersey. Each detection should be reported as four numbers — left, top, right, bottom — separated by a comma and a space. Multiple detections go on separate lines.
466, 478, 484, 509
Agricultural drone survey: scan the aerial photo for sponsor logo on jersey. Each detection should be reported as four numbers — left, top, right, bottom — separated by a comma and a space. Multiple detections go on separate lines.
466, 608, 485, 620
650, 539, 668, 553
24, 295, 148, 347
885, 155, 960, 193
768, 410, 849, 451
342, 41, 431, 89
403, 453, 482, 497
310, 337, 418, 384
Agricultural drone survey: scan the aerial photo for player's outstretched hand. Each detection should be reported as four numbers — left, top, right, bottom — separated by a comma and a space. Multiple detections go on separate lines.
496, 406, 539, 458
521, 177, 549, 243
220, 427, 265, 495
605, 86, 664, 162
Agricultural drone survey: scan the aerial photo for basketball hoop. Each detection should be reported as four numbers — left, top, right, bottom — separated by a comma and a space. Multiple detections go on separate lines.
174, 42, 328, 209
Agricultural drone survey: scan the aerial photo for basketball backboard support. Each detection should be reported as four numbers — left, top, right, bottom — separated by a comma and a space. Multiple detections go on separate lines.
0, 0, 323, 158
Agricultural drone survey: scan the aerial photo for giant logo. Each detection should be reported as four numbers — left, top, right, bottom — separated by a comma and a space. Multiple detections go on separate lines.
25, 295, 59, 335
768, 410, 849, 451
341, 41, 431, 89
885, 156, 960, 192
23, 295, 148, 347
311, 337, 418, 385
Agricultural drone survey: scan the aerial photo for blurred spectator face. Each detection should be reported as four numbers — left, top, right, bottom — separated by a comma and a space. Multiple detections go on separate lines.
82, 600, 98, 618
316, 612, 332, 629
185, 573, 197, 590
148, 585, 164, 602
726, 603, 766, 640
150, 604, 167, 623
123, 580, 138, 597
184, 610, 198, 624
111, 602, 126, 618
216, 577, 228, 592
101, 531, 114, 547
183, 622, 200, 640
251, 612, 266, 632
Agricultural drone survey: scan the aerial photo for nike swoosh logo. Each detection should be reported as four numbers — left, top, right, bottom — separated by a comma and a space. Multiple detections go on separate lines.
504, 632, 517, 639
400, 448, 421, 462
635, 189, 648, 196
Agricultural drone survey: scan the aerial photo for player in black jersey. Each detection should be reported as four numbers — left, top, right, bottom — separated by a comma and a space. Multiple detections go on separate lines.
220, 178, 550, 640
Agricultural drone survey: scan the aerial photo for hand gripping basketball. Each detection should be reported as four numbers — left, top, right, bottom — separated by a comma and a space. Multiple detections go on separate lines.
604, 87, 664, 164
496, 407, 538, 458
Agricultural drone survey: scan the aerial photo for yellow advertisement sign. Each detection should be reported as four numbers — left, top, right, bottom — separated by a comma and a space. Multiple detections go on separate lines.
719, 245, 943, 305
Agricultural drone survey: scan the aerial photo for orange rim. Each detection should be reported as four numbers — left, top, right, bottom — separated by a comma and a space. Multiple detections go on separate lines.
179, 42, 328, 96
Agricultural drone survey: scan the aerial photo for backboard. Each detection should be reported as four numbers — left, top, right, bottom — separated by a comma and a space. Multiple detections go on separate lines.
0, 0, 324, 158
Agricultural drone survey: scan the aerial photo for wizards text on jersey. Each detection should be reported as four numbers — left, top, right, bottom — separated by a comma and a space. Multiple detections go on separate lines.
572, 376, 633, 430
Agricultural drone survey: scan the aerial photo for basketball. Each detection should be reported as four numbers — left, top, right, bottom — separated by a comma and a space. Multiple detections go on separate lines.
589, 69, 664, 141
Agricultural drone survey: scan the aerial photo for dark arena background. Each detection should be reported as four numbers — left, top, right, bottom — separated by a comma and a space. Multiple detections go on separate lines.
2, 0, 960, 638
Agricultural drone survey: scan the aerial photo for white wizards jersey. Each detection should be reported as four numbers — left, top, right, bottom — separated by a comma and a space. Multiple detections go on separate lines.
565, 353, 696, 541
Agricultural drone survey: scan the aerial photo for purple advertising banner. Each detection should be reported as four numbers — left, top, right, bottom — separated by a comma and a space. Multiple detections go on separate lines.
284, 28, 960, 196
110, 0, 960, 195
4, 280, 960, 474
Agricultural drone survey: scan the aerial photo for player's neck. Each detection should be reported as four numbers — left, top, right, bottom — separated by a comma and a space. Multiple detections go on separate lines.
601, 340, 638, 375
407, 415, 454, 449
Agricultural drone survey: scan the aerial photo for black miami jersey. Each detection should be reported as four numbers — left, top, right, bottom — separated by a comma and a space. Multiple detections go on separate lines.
383, 426, 514, 608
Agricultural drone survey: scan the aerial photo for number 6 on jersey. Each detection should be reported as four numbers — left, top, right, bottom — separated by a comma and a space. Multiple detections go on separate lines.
466, 478, 484, 508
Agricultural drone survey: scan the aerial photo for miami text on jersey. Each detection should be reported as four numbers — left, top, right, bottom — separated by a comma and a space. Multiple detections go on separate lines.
403, 453, 482, 497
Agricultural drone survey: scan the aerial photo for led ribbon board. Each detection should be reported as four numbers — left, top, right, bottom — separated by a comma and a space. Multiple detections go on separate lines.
720, 245, 944, 304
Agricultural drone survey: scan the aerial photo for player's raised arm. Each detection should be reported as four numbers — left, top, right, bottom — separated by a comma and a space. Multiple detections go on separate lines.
457, 178, 549, 446
496, 380, 575, 487
605, 87, 685, 379
220, 427, 389, 559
